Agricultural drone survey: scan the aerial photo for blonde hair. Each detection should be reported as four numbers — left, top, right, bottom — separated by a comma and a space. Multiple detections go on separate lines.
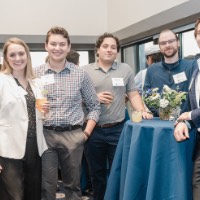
1, 37, 34, 79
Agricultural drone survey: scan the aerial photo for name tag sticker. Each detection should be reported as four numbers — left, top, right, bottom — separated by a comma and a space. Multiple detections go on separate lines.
41, 74, 55, 85
173, 72, 187, 84
112, 78, 124, 86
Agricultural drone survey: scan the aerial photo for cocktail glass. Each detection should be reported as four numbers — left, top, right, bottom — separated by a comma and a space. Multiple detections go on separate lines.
36, 90, 49, 120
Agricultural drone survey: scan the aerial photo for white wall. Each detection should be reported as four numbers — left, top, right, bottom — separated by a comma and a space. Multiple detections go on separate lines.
0, 0, 200, 44
0, 0, 107, 36
107, 0, 200, 40
107, 0, 188, 33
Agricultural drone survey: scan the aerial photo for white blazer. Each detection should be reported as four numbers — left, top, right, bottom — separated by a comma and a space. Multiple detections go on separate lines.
0, 73, 48, 159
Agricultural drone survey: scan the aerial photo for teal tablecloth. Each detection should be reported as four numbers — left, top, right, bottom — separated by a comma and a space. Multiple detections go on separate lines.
104, 118, 196, 200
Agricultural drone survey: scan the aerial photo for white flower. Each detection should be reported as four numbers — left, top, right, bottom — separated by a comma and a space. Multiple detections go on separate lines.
152, 88, 159, 93
149, 93, 160, 100
160, 99, 169, 108
163, 85, 177, 95
163, 85, 171, 92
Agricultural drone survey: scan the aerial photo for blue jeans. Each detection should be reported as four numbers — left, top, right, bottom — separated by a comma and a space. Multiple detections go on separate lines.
84, 122, 124, 200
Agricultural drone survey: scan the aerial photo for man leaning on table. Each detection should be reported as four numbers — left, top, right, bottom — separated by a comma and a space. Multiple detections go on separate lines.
83, 32, 153, 200
143, 29, 197, 116
174, 17, 200, 200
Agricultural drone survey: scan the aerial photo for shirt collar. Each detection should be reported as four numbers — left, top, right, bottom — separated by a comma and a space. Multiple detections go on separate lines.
45, 60, 72, 73
162, 58, 181, 70
95, 60, 118, 70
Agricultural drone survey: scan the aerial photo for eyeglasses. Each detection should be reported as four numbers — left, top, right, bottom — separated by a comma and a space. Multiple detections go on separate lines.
159, 39, 177, 46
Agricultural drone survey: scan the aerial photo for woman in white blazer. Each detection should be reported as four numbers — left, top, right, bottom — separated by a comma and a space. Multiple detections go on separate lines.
0, 38, 48, 200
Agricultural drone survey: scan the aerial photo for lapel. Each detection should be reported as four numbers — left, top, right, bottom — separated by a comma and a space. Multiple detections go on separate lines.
29, 78, 43, 99
7, 74, 28, 110
190, 69, 199, 108
29, 79, 37, 98
7, 74, 20, 95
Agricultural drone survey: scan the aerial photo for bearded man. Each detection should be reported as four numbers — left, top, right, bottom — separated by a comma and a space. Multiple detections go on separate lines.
143, 29, 198, 116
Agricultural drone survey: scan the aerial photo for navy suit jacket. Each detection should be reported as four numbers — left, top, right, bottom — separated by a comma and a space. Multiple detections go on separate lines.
189, 68, 200, 128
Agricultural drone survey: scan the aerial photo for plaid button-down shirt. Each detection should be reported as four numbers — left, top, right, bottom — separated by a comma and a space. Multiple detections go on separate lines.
34, 62, 100, 126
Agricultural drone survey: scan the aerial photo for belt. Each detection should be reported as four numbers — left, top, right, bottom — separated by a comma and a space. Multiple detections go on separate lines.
96, 121, 124, 128
43, 125, 81, 132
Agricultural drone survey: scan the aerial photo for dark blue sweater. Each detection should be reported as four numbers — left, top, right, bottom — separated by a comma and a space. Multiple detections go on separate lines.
143, 59, 198, 116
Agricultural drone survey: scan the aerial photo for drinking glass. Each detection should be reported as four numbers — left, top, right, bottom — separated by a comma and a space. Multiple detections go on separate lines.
131, 111, 142, 122
102, 91, 114, 114
36, 91, 49, 120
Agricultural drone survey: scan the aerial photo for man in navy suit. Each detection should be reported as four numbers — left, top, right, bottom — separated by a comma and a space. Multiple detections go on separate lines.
174, 17, 200, 200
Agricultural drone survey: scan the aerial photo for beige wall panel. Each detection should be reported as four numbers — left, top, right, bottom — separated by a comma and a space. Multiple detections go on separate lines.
107, 0, 189, 32
0, 0, 107, 36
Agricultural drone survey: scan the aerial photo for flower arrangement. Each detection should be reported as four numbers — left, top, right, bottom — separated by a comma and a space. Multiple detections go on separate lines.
143, 85, 187, 120
142, 88, 160, 110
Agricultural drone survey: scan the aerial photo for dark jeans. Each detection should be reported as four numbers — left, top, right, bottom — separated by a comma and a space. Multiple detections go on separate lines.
193, 133, 200, 200
84, 122, 124, 200
0, 137, 41, 200
81, 153, 92, 192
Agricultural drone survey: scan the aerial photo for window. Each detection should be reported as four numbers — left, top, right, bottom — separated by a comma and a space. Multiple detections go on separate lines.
121, 24, 200, 76
78, 51, 89, 66
138, 41, 154, 71
30, 52, 48, 67
182, 30, 199, 59
123, 45, 138, 76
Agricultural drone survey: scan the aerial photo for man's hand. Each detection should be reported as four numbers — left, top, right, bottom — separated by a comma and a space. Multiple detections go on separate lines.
177, 112, 190, 121
97, 91, 114, 104
142, 111, 153, 119
0, 165, 2, 173
41, 101, 50, 113
174, 122, 189, 142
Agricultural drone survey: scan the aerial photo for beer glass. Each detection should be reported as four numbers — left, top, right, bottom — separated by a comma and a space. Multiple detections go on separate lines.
36, 90, 48, 120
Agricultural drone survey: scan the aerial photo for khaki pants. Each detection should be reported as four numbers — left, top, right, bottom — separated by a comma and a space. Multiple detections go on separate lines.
41, 128, 85, 200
